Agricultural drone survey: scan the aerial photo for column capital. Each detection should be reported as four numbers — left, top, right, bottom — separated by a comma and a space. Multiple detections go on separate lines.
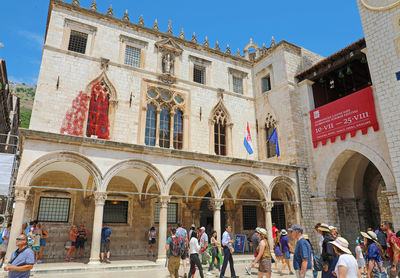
211, 199, 224, 210
262, 201, 274, 212
93, 192, 107, 205
14, 186, 30, 202
158, 195, 170, 208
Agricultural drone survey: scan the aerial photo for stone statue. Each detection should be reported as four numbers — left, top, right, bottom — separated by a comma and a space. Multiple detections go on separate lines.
162, 53, 174, 74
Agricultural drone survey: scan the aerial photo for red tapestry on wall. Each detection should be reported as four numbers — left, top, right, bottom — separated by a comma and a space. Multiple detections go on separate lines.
310, 86, 379, 148
86, 82, 110, 139
60, 91, 89, 136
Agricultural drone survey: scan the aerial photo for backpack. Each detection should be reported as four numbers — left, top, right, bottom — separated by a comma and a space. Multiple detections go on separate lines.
313, 254, 324, 271
170, 236, 185, 257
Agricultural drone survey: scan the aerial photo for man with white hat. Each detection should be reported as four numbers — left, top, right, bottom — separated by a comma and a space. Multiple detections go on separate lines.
199, 227, 210, 275
329, 237, 359, 278
289, 224, 313, 278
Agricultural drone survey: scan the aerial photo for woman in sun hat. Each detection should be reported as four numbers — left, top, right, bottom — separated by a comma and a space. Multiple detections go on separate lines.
249, 228, 272, 278
319, 223, 338, 278
361, 231, 387, 278
329, 237, 360, 278
278, 229, 294, 275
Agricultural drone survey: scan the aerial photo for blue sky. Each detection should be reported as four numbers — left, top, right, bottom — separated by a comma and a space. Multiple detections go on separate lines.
0, 0, 364, 86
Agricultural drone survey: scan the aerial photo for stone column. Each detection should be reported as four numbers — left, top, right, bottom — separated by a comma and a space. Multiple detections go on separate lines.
209, 120, 215, 154
155, 108, 161, 147
5, 187, 30, 261
212, 199, 224, 242
157, 196, 170, 263
262, 201, 274, 250
88, 192, 107, 264
169, 111, 175, 149
226, 123, 233, 156
295, 203, 302, 226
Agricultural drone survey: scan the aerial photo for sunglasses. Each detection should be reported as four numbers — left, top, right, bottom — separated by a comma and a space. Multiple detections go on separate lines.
16, 238, 25, 241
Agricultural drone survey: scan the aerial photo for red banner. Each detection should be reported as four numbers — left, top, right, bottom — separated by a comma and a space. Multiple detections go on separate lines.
310, 86, 379, 148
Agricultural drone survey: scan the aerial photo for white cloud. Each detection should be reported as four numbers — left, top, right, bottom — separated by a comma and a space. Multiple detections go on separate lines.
17, 30, 44, 50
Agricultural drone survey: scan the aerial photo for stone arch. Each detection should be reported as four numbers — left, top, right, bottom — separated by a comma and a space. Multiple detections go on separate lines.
18, 151, 102, 191
209, 98, 233, 155
268, 176, 298, 201
217, 172, 268, 200
317, 141, 396, 196
165, 166, 218, 197
103, 160, 166, 194
209, 98, 232, 125
85, 71, 117, 101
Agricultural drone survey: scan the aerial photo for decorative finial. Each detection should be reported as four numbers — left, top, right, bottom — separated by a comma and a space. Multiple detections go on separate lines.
106, 5, 114, 16
215, 41, 220, 51
191, 32, 197, 43
72, 0, 79, 7
236, 48, 241, 57
166, 20, 173, 35
262, 43, 267, 49
271, 36, 276, 47
122, 10, 129, 21
138, 15, 144, 26
179, 28, 185, 39
153, 19, 159, 31
203, 36, 209, 47
225, 44, 231, 54
250, 38, 253, 43
90, 0, 97, 11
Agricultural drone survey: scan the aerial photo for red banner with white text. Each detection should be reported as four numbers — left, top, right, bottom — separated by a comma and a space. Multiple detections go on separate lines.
310, 86, 379, 148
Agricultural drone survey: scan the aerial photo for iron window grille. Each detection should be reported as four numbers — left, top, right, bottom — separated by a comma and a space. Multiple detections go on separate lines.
103, 200, 128, 223
233, 76, 243, 94
193, 66, 205, 84
37, 197, 71, 223
262, 75, 271, 93
68, 30, 88, 54
124, 46, 141, 68
242, 205, 257, 230
154, 202, 178, 224
271, 204, 286, 230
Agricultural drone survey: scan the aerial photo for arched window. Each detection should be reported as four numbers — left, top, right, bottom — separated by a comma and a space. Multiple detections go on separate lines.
265, 113, 277, 158
86, 81, 110, 139
214, 119, 226, 155
173, 109, 183, 149
159, 106, 171, 148
145, 103, 156, 146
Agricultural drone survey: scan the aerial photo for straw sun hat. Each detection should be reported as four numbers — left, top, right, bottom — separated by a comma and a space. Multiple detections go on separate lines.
361, 231, 378, 242
318, 223, 331, 232
329, 237, 351, 255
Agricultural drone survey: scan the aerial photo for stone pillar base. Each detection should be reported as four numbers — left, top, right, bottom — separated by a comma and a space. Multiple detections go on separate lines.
88, 258, 101, 264
156, 258, 167, 265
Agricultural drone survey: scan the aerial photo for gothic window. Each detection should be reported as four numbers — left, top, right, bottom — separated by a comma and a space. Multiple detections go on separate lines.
173, 109, 183, 149
86, 81, 110, 139
214, 120, 226, 155
145, 103, 157, 146
68, 30, 88, 54
124, 45, 141, 67
265, 113, 277, 158
159, 106, 171, 148
144, 88, 185, 149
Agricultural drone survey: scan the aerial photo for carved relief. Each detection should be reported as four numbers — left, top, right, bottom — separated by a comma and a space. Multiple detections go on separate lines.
94, 192, 107, 205
155, 38, 183, 81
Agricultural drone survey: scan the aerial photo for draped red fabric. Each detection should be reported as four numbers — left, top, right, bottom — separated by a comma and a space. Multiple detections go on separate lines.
86, 82, 110, 139
60, 91, 89, 136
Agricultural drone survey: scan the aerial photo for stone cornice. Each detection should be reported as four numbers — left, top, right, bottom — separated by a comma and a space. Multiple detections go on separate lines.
20, 129, 303, 172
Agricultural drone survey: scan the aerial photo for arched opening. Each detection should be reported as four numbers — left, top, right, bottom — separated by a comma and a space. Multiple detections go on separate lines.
270, 183, 297, 230
334, 152, 392, 246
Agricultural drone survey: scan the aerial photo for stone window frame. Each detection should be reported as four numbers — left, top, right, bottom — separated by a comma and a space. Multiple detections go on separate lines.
256, 65, 274, 96
189, 55, 212, 85
119, 35, 148, 69
228, 68, 248, 95
138, 83, 189, 150
105, 194, 133, 226
264, 113, 278, 159
62, 18, 97, 56
209, 98, 233, 156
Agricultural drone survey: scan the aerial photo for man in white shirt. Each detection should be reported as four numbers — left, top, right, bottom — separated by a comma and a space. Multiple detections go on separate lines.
220, 224, 238, 278
199, 227, 211, 274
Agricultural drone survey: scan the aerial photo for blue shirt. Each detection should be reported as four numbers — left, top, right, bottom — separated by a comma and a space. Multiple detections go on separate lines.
176, 228, 188, 240
366, 243, 383, 263
293, 238, 313, 270
101, 227, 112, 243
280, 235, 290, 253
8, 247, 35, 278
222, 231, 232, 247
200, 233, 208, 248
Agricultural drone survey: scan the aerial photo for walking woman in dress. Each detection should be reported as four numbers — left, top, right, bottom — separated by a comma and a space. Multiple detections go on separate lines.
188, 230, 204, 278
249, 228, 272, 278
361, 231, 387, 278
208, 230, 221, 272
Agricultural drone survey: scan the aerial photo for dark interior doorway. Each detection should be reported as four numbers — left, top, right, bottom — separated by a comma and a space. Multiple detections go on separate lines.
271, 204, 286, 230
199, 192, 225, 235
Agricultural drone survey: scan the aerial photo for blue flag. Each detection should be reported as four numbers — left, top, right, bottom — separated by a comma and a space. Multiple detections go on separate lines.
268, 128, 280, 157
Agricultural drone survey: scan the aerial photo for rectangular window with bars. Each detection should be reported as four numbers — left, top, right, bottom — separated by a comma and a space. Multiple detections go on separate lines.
37, 197, 71, 223
233, 76, 243, 94
68, 30, 88, 54
193, 66, 205, 84
103, 200, 128, 223
124, 45, 141, 68
242, 205, 257, 230
154, 203, 178, 224
262, 75, 271, 93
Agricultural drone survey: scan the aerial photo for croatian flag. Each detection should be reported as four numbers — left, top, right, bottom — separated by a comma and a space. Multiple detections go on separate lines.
243, 122, 254, 155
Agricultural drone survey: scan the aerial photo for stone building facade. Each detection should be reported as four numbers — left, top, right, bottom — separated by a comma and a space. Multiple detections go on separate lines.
7, 0, 400, 262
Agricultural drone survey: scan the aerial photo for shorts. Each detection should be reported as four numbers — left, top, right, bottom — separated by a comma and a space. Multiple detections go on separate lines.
148, 238, 156, 245
181, 249, 188, 260
357, 258, 366, 268
101, 240, 110, 253
284, 252, 290, 259
258, 258, 272, 273
274, 246, 282, 257
40, 238, 46, 247
32, 246, 40, 252
75, 240, 85, 249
